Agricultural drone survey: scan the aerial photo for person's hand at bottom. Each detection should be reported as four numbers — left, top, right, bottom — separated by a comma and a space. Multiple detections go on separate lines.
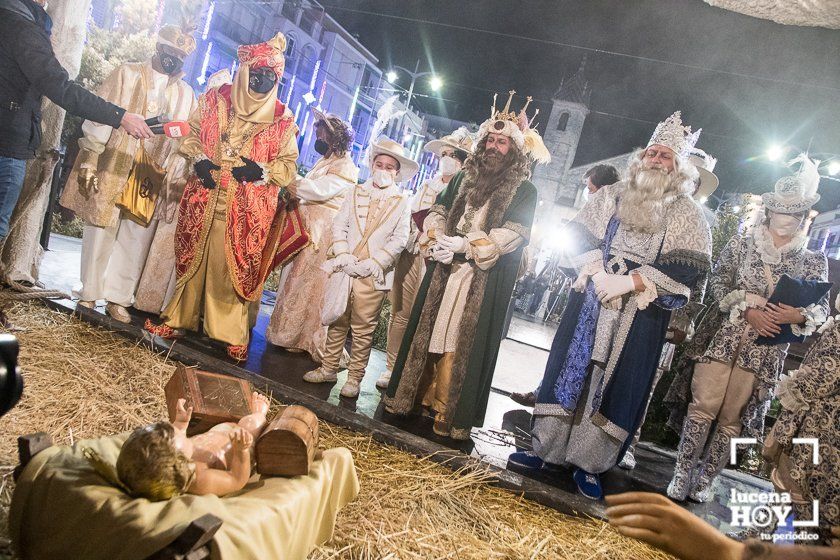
605, 492, 743, 560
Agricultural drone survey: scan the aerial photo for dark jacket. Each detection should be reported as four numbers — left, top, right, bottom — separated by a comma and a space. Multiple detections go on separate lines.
0, 0, 125, 159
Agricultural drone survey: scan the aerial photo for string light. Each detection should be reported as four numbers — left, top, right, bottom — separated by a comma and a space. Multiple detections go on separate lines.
202, 1, 215, 40
197, 42, 213, 85
347, 85, 360, 122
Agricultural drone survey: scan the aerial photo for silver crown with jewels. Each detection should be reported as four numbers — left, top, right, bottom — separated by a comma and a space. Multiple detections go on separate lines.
647, 111, 701, 158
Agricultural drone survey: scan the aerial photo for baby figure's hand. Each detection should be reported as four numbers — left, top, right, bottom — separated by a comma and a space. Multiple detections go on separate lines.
175, 398, 193, 424
229, 428, 254, 453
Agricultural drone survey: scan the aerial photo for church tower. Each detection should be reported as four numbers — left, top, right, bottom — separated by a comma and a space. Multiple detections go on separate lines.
530, 58, 590, 240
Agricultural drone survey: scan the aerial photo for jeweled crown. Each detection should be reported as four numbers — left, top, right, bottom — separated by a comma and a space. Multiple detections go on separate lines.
647, 111, 700, 158
489, 90, 539, 129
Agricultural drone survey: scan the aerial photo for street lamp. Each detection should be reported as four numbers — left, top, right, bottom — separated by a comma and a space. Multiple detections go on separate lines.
388, 59, 443, 110
766, 144, 784, 161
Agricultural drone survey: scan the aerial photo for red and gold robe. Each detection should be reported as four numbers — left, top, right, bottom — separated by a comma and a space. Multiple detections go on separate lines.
175, 84, 304, 301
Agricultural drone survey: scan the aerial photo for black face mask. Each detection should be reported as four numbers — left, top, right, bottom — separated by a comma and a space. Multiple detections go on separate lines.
248, 68, 277, 94
314, 139, 329, 155
158, 53, 184, 75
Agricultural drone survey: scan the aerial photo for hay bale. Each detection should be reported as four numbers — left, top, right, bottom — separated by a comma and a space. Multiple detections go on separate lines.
0, 297, 672, 559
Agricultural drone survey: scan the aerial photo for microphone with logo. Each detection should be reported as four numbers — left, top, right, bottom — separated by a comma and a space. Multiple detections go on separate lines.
144, 115, 190, 139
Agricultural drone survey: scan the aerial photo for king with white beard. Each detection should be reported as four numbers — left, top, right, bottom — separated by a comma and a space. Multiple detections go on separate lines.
509, 112, 712, 500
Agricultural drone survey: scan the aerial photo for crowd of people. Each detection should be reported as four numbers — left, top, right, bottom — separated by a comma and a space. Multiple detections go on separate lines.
1, 3, 837, 550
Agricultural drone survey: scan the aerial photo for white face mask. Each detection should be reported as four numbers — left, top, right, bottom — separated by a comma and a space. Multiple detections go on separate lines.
768, 212, 803, 237
372, 169, 395, 188
439, 155, 461, 176
580, 188, 590, 203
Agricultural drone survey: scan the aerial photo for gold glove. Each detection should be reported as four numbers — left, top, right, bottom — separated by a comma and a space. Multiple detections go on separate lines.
78, 167, 99, 197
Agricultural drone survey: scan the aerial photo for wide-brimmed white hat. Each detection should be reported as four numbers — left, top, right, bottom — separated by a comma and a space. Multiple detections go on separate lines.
369, 136, 420, 183
310, 107, 349, 134
424, 127, 475, 157
688, 147, 719, 199
761, 154, 821, 214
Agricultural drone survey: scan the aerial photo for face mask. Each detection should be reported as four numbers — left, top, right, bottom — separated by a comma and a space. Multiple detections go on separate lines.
248, 68, 277, 94
372, 169, 395, 188
314, 139, 329, 155
438, 155, 461, 176
580, 188, 590, 203
158, 52, 184, 75
768, 212, 803, 237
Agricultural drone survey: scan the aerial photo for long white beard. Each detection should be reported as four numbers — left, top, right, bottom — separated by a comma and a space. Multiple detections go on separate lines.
617, 166, 681, 233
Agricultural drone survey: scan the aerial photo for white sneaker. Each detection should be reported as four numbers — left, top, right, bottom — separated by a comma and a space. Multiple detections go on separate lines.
105, 302, 131, 323
618, 450, 637, 470
375, 370, 392, 389
340, 378, 361, 398
303, 367, 338, 383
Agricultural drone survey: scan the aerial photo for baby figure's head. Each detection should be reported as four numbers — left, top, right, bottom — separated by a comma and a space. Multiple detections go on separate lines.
116, 422, 195, 501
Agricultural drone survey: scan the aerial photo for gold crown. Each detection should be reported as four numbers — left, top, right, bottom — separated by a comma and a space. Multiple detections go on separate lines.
489, 91, 539, 128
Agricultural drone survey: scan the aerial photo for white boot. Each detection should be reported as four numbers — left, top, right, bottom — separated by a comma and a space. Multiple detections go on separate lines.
303, 367, 338, 384
375, 370, 392, 389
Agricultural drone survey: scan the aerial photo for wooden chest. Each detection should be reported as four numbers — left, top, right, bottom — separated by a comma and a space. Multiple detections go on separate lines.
164, 365, 254, 437
255, 405, 319, 476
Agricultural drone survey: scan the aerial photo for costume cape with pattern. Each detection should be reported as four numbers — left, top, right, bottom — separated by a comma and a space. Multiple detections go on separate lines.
385, 170, 537, 434
534, 182, 712, 446
174, 84, 304, 302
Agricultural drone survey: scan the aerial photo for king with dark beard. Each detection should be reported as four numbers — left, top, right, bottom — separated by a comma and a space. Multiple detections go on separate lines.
508, 112, 712, 500
384, 92, 550, 439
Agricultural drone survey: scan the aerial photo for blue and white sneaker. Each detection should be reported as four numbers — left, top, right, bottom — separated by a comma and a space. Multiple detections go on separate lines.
508, 451, 545, 469
573, 468, 603, 500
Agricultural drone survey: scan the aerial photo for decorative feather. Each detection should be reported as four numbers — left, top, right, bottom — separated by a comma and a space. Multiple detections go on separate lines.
788, 153, 821, 198
523, 128, 551, 164
364, 95, 405, 162
83, 447, 132, 495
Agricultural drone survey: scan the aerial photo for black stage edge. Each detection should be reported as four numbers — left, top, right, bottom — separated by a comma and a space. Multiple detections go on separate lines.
44, 298, 604, 520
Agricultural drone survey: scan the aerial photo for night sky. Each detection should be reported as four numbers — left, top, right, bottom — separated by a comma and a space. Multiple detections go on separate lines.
325, 0, 840, 211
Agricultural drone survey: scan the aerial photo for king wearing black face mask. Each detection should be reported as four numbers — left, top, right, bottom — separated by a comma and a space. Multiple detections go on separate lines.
146, 32, 306, 363
60, 23, 197, 325
155, 47, 185, 76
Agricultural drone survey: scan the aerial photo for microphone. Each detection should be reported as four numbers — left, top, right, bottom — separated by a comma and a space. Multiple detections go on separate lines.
162, 121, 190, 138
144, 115, 171, 128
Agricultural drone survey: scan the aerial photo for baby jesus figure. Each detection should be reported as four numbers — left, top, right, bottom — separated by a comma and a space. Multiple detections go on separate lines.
107, 392, 271, 500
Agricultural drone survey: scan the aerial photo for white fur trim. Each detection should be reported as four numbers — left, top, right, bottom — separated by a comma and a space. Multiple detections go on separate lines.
790, 303, 827, 337
635, 273, 658, 311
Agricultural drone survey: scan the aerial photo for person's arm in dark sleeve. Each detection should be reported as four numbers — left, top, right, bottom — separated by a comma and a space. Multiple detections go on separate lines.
13, 26, 125, 128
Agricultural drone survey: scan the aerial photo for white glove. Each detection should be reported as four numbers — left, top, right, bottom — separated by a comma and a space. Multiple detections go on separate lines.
437, 234, 468, 254
342, 262, 365, 278
357, 258, 384, 282
591, 269, 608, 288
432, 246, 454, 264
595, 273, 636, 303
333, 253, 357, 270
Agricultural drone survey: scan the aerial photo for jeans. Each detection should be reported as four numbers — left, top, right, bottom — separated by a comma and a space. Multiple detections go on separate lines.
0, 157, 28, 240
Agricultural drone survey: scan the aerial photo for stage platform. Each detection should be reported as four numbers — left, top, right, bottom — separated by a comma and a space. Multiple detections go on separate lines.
31, 233, 771, 530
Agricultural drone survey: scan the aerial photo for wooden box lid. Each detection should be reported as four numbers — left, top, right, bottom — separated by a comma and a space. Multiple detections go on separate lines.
164, 365, 253, 436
